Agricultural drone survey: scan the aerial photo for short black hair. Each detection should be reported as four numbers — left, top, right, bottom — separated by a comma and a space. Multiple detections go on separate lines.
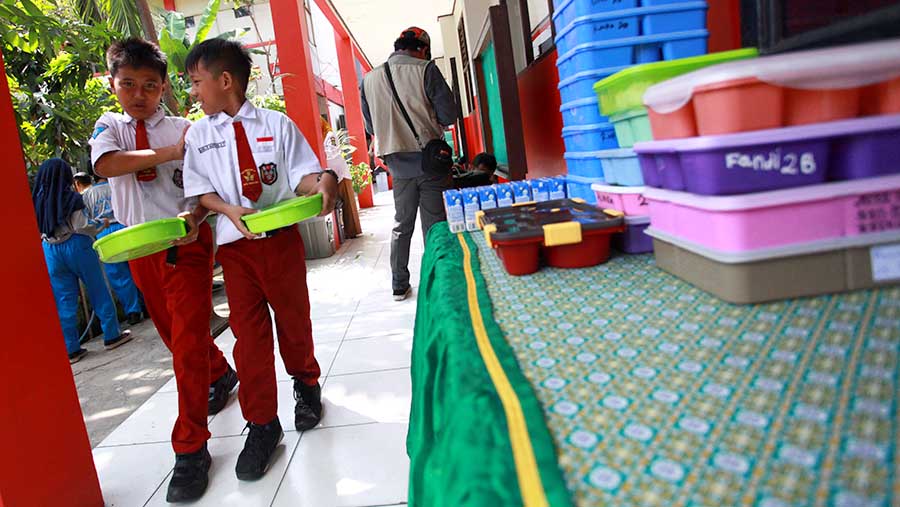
73, 172, 93, 187
186, 38, 253, 94
107, 37, 168, 81
472, 153, 498, 172
394, 32, 427, 52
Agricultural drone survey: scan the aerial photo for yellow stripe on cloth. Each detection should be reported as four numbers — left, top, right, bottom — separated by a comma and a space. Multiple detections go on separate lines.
458, 233, 549, 507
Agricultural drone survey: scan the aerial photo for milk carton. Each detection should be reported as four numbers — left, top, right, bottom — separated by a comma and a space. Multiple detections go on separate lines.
511, 181, 533, 204
477, 185, 498, 210
461, 187, 481, 231
548, 177, 567, 200
529, 178, 550, 202
443, 189, 465, 233
494, 183, 514, 208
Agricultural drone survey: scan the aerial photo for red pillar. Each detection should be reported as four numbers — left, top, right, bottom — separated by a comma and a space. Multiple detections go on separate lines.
270, 0, 326, 165
164, 0, 176, 11
334, 30, 375, 208
0, 52, 104, 507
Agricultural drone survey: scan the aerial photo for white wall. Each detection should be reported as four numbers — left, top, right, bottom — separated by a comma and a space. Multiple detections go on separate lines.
171, 0, 342, 96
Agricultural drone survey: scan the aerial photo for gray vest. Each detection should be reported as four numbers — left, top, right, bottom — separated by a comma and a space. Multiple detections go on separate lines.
363, 54, 443, 157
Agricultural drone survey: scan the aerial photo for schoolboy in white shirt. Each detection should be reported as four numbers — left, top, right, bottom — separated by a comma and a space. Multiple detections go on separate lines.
90, 38, 237, 503
182, 38, 339, 481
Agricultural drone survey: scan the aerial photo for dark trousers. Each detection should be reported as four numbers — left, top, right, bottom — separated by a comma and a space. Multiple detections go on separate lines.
390, 173, 451, 291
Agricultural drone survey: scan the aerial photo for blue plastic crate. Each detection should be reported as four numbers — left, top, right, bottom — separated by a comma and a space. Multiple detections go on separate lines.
557, 29, 709, 76
553, 0, 640, 35
554, 10, 641, 54
642, 1, 707, 35
565, 151, 606, 179
554, 2, 706, 53
565, 174, 604, 205
558, 66, 626, 103
562, 123, 619, 152
560, 97, 607, 126
595, 147, 644, 185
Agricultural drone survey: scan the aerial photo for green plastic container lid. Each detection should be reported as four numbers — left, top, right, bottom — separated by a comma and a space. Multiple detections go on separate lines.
94, 218, 187, 263
593, 48, 758, 117
242, 193, 324, 234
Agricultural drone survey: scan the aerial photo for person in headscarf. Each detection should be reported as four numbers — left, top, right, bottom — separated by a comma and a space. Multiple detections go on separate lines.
33, 158, 132, 364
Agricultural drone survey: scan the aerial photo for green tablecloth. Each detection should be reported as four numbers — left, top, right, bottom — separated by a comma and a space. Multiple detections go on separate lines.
409, 224, 900, 507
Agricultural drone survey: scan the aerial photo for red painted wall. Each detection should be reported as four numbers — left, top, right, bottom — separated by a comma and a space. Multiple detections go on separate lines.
708, 0, 743, 52
0, 51, 103, 507
517, 49, 567, 178
463, 105, 485, 161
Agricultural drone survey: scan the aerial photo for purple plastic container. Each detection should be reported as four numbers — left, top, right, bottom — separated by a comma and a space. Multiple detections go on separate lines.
634, 114, 900, 195
613, 216, 653, 254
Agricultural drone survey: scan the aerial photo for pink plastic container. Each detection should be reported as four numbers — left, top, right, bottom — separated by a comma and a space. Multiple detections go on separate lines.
644, 174, 900, 253
590, 183, 648, 216
643, 39, 900, 139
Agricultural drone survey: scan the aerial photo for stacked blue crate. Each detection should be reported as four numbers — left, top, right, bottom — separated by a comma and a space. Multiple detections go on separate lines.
554, 0, 709, 203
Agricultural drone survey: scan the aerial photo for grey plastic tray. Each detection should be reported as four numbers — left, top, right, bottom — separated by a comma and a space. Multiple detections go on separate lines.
647, 228, 900, 304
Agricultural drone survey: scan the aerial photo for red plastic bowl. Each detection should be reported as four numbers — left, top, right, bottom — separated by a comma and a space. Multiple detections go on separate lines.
544, 227, 622, 269
493, 237, 542, 276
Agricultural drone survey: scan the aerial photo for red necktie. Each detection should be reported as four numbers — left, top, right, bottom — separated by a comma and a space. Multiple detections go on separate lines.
233, 121, 262, 202
134, 119, 157, 182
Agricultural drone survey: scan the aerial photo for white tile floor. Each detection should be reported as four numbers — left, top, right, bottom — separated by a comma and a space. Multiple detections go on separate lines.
94, 192, 419, 507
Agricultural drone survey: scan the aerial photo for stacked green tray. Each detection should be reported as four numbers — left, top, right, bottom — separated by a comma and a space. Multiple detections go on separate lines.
94, 218, 187, 263
241, 193, 323, 234
593, 48, 758, 147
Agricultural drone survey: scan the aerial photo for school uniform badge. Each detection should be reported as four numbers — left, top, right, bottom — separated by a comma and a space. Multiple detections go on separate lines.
172, 168, 184, 189
259, 163, 278, 185
92, 124, 108, 139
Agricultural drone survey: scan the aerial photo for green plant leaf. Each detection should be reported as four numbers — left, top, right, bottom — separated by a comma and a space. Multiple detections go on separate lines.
19, 0, 43, 16
164, 10, 186, 42
191, 0, 221, 47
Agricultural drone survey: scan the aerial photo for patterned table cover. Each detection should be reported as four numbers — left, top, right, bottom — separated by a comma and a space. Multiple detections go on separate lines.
472, 233, 900, 507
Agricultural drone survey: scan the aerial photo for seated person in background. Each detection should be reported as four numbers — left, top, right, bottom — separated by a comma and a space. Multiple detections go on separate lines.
453, 152, 497, 189
73, 172, 94, 194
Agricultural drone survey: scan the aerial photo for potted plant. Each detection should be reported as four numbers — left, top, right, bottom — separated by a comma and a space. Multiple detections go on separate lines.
350, 162, 374, 209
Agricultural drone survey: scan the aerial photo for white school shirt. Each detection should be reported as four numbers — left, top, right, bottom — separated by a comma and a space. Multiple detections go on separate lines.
89, 108, 196, 227
182, 100, 323, 246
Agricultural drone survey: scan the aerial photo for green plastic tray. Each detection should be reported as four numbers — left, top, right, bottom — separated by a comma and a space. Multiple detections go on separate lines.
594, 48, 758, 117
242, 194, 323, 234
94, 218, 187, 263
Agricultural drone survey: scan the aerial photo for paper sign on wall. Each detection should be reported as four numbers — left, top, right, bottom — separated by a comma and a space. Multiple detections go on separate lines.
870, 242, 900, 282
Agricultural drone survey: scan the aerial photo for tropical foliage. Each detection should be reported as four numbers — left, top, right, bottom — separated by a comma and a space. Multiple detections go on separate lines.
1, 0, 120, 170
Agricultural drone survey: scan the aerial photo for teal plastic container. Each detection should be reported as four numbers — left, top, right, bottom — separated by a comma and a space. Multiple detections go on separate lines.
609, 109, 654, 148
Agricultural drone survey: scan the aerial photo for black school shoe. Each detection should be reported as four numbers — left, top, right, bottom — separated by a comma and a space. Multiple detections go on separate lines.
235, 418, 284, 481
208, 365, 239, 415
293, 379, 323, 431
68, 348, 88, 364
104, 330, 133, 351
166, 444, 211, 503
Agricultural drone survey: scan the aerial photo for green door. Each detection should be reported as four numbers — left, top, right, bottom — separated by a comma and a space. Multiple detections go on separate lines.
481, 43, 508, 166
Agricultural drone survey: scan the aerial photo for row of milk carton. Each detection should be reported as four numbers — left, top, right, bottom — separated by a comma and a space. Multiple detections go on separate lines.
444, 177, 568, 232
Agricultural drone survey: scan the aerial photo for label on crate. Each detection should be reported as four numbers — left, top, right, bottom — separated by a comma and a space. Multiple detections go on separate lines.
870, 242, 900, 282
592, 20, 633, 36
850, 190, 900, 234
724, 150, 817, 175
596, 192, 649, 211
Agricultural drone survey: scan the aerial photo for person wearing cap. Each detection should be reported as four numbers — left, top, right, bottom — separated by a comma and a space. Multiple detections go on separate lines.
360, 27, 457, 301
